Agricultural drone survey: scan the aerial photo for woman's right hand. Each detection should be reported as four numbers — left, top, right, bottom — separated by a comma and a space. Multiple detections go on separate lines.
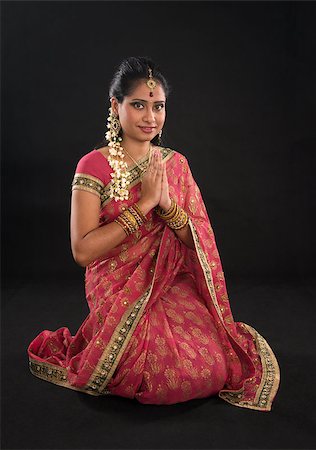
139, 149, 163, 209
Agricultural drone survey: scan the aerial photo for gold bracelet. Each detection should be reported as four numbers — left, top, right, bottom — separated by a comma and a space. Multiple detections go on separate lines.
155, 198, 189, 230
167, 210, 189, 230
124, 209, 139, 228
128, 205, 146, 226
133, 203, 148, 223
127, 206, 143, 227
115, 214, 133, 233
118, 213, 133, 230
155, 198, 178, 220
169, 204, 181, 222
114, 218, 130, 236
115, 212, 137, 236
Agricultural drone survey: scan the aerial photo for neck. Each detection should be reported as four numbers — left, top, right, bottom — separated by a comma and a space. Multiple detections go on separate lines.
121, 137, 151, 159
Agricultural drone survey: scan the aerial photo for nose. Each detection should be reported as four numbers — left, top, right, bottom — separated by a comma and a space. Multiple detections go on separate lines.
143, 106, 155, 123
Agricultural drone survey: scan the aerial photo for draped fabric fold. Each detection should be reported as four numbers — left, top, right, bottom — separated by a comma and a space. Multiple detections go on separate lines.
28, 147, 280, 410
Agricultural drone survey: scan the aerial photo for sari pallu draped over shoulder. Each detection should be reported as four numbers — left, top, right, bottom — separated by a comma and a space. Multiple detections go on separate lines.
28, 147, 280, 411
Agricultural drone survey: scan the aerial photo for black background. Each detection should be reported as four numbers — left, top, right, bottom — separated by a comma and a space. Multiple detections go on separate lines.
2, 2, 316, 449
2, 0, 315, 282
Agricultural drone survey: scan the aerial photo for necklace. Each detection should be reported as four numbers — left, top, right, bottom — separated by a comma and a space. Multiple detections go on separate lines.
124, 144, 152, 179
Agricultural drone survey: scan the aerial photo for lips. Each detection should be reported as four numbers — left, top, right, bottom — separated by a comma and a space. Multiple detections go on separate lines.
139, 126, 156, 133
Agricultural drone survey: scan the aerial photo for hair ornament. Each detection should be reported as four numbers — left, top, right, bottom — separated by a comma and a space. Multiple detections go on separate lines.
146, 67, 157, 97
106, 107, 131, 201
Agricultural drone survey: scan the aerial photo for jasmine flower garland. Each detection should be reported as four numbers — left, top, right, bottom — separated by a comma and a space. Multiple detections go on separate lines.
106, 107, 131, 201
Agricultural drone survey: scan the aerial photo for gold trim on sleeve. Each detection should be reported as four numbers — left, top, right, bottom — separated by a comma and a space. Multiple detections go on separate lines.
72, 173, 105, 199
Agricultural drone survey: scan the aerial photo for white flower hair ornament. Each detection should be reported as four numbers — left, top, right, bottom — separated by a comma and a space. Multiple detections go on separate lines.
106, 107, 131, 201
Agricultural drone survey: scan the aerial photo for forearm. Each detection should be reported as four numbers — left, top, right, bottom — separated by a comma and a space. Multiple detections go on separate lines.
73, 198, 153, 267
173, 222, 195, 250
157, 198, 195, 251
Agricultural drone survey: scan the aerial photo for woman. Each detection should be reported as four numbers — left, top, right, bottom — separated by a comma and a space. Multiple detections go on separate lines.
28, 56, 280, 410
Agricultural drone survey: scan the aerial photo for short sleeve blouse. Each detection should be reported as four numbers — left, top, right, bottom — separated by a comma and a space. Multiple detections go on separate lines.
71, 149, 111, 201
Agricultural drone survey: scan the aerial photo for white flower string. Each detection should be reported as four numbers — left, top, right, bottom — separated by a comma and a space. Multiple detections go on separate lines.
106, 107, 131, 201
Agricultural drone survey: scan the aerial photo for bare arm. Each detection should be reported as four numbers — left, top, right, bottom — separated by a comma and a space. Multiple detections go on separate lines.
70, 191, 153, 267
173, 223, 195, 250
71, 149, 163, 267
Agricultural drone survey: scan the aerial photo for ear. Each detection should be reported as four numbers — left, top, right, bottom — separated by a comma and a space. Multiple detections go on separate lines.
110, 97, 119, 116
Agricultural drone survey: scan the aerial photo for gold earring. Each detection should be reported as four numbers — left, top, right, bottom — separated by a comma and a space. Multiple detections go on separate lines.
106, 107, 121, 142
158, 129, 163, 146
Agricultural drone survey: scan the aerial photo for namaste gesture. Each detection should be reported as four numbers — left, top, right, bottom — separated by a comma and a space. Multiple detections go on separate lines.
141, 148, 171, 212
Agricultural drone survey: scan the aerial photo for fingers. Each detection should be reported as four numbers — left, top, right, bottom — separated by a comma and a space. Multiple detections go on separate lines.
161, 160, 168, 187
156, 153, 163, 179
148, 150, 162, 177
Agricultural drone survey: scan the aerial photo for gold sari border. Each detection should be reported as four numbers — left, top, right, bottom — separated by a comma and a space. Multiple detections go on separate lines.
87, 227, 167, 394
28, 358, 112, 396
219, 324, 280, 411
248, 323, 280, 409
87, 285, 152, 394
188, 218, 223, 321
188, 218, 280, 411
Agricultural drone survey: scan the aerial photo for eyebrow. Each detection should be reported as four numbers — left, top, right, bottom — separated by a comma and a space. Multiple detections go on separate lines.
130, 98, 165, 103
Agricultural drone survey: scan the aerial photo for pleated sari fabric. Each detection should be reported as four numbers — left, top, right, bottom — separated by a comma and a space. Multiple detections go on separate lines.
28, 147, 280, 410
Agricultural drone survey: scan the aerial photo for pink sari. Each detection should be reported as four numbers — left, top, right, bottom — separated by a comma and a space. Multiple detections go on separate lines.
28, 147, 280, 410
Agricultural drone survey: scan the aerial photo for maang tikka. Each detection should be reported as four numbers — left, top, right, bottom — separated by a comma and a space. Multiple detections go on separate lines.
146, 67, 157, 97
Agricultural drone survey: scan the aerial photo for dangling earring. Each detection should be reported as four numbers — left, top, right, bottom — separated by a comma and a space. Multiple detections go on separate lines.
105, 107, 131, 201
158, 129, 163, 146
105, 106, 121, 142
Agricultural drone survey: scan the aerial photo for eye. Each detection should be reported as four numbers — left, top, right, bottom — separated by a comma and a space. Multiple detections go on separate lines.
132, 102, 144, 109
155, 104, 165, 111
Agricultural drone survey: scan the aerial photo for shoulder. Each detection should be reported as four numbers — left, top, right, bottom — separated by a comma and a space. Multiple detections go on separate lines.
163, 147, 189, 165
74, 147, 111, 185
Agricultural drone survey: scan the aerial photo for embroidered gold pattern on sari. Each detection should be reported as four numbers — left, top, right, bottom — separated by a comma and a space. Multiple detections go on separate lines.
28, 147, 280, 410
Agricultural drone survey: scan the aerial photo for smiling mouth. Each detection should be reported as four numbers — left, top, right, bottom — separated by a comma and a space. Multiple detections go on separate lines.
139, 126, 156, 133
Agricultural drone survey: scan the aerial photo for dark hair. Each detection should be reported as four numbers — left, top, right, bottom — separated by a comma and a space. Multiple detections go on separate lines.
94, 56, 170, 149
109, 56, 170, 101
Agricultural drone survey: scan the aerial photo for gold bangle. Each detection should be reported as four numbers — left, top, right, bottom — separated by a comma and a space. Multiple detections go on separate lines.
155, 199, 177, 220
167, 208, 189, 230
168, 219, 188, 230
128, 205, 144, 226
124, 209, 138, 228
164, 200, 178, 219
120, 211, 138, 232
115, 212, 137, 235
154, 199, 173, 217
133, 203, 148, 223
115, 214, 132, 232
169, 204, 181, 222
114, 218, 130, 236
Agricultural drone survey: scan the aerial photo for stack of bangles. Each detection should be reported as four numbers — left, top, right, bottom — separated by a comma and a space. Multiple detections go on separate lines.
155, 198, 189, 230
114, 203, 148, 236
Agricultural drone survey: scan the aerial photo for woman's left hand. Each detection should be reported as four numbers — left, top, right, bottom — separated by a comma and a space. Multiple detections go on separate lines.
158, 152, 171, 211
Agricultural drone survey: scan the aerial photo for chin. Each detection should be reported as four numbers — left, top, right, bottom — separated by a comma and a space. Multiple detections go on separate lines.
138, 135, 154, 143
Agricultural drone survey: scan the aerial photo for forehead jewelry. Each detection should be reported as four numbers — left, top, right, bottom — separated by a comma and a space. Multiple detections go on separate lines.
146, 67, 156, 97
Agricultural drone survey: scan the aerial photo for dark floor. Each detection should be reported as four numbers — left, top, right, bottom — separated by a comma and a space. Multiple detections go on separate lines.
2, 275, 316, 449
